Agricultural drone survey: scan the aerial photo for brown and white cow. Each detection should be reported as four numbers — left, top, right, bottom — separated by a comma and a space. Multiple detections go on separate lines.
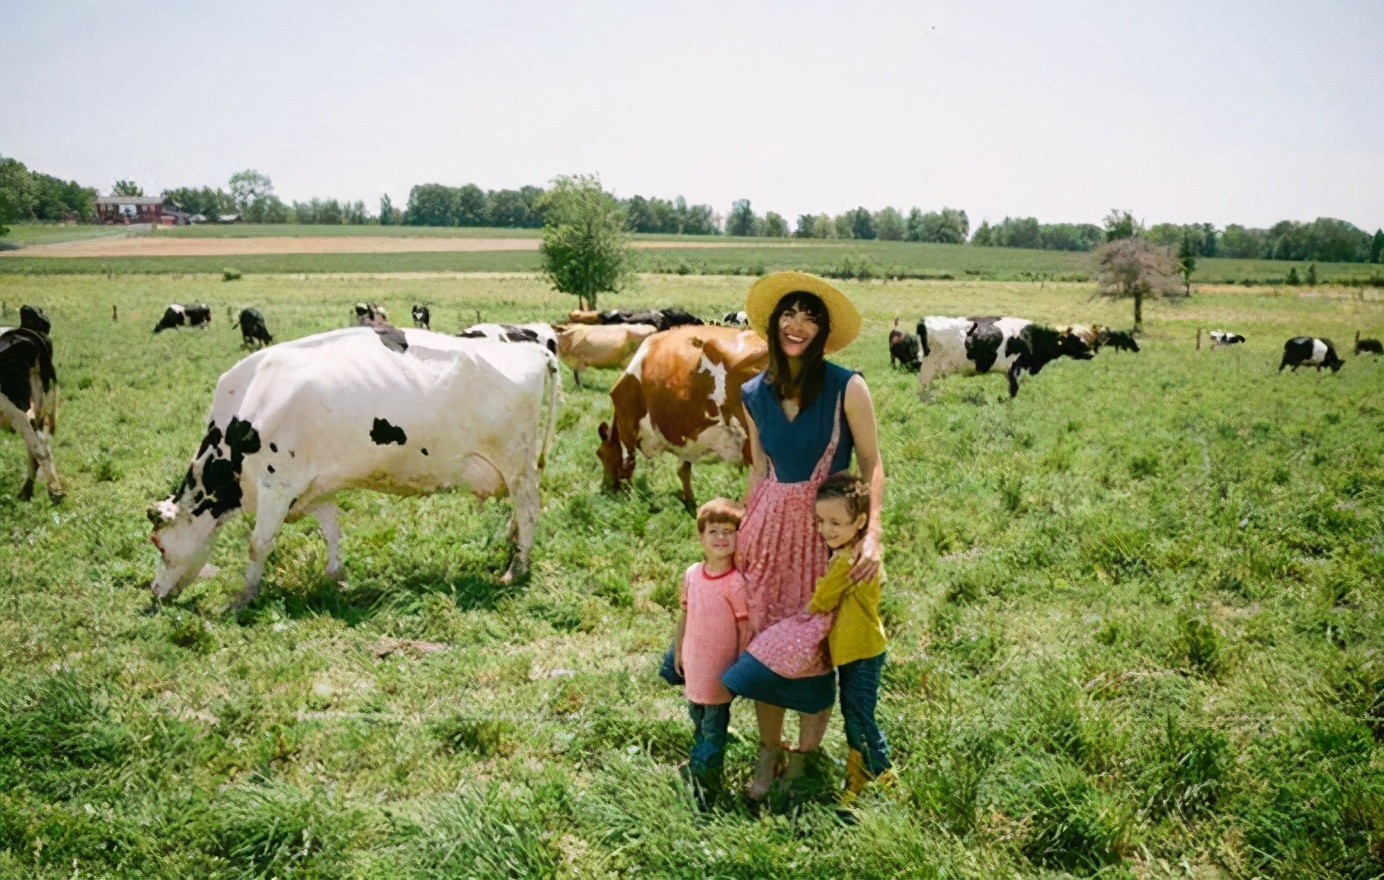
0, 327, 62, 502
597, 325, 768, 511
556, 323, 658, 388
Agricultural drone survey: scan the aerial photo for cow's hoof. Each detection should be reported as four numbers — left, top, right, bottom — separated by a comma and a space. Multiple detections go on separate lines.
47, 489, 65, 505
19, 480, 34, 502
141, 596, 164, 616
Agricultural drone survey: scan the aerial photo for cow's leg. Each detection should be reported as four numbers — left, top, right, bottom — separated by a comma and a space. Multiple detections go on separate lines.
678, 461, 695, 514
572, 368, 583, 390
240, 490, 295, 604
309, 500, 344, 581
1006, 364, 1021, 398
501, 469, 540, 584
0, 397, 55, 502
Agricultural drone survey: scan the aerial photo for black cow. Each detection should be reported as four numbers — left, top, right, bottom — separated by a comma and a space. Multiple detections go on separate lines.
0, 327, 62, 502
237, 308, 273, 348
411, 304, 431, 329
1354, 331, 1382, 356
19, 305, 51, 335
153, 303, 212, 334
1279, 336, 1344, 373
888, 318, 921, 370
1103, 330, 1140, 352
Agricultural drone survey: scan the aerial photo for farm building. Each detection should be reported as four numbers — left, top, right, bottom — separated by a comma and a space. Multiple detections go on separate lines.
95, 195, 165, 224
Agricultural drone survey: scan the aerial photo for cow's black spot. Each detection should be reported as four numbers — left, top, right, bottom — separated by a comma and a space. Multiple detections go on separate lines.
270, 442, 278, 453
290, 496, 299, 509
421, 448, 428, 456
966, 321, 1004, 373
195, 425, 223, 459
267, 465, 275, 474
458, 330, 486, 339
193, 457, 242, 518
371, 418, 407, 446
225, 417, 261, 459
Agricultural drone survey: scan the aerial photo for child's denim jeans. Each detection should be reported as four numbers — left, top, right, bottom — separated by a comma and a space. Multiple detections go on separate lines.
839, 652, 891, 775
688, 702, 731, 779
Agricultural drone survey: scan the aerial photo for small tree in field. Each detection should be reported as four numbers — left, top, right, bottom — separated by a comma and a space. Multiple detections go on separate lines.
112, 179, 143, 197
540, 174, 633, 311
1178, 228, 1197, 295
1095, 236, 1182, 328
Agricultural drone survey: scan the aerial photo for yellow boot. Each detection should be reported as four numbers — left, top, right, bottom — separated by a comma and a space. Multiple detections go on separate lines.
840, 749, 870, 807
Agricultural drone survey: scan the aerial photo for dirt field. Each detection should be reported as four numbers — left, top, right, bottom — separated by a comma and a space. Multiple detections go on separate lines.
2, 235, 794, 258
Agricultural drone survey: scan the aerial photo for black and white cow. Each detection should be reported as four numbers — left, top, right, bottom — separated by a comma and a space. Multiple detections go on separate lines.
1210, 330, 1245, 349
460, 322, 559, 354
600, 308, 704, 331
1279, 336, 1344, 373
916, 316, 1094, 398
723, 310, 749, 327
888, 318, 921, 371
411, 304, 431, 329
19, 305, 51, 335
0, 327, 62, 502
147, 327, 561, 606
1354, 331, 1382, 356
353, 302, 390, 327
237, 308, 273, 348
153, 303, 212, 334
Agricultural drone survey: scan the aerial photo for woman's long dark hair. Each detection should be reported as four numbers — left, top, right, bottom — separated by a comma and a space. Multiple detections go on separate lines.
765, 292, 831, 407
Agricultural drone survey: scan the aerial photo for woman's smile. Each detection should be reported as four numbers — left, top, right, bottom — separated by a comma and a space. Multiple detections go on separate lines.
778, 308, 820, 357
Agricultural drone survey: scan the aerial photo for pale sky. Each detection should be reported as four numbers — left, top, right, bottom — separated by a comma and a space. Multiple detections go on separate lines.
3, 0, 1381, 231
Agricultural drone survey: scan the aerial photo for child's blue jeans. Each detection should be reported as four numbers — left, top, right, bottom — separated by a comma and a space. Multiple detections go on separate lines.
688, 701, 731, 780
839, 652, 891, 776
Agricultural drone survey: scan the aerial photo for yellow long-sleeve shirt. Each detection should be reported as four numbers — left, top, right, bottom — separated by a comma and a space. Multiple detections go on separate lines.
807, 552, 887, 668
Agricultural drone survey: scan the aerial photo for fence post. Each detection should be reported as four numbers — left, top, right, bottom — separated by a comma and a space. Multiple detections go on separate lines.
1196, 328, 1201, 350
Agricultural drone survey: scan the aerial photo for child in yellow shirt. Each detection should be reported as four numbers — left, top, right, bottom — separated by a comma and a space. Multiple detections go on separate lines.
808, 473, 891, 796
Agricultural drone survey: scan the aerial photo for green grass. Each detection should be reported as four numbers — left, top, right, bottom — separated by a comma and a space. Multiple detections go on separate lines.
2, 273, 1383, 877
0, 222, 126, 249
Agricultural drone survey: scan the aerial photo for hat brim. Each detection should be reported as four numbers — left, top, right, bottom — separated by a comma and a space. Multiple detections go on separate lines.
745, 270, 861, 355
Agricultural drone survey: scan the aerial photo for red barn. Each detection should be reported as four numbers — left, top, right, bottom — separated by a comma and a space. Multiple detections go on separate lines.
95, 195, 164, 224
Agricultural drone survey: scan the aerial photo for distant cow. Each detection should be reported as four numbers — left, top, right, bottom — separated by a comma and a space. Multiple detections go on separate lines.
1210, 330, 1245, 349
1279, 336, 1344, 373
888, 318, 921, 371
0, 327, 62, 503
556, 323, 658, 388
723, 310, 749, 327
598, 326, 768, 511
567, 310, 602, 325
237, 308, 273, 348
353, 302, 390, 327
1103, 330, 1140, 352
460, 322, 558, 354
147, 328, 561, 606
153, 303, 212, 334
1354, 331, 1382, 356
599, 308, 704, 331
411, 304, 431, 329
917, 316, 1094, 398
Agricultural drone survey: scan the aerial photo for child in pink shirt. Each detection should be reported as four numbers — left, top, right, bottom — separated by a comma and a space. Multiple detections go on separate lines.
671, 498, 751, 797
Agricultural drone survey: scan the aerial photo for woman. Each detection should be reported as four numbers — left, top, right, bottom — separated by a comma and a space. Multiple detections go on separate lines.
721, 270, 885, 799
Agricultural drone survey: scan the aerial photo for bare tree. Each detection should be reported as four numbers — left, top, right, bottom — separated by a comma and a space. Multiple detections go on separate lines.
1094, 237, 1182, 328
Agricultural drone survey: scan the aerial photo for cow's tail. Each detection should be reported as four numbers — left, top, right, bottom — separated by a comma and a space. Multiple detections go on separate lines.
537, 352, 561, 470
917, 319, 930, 357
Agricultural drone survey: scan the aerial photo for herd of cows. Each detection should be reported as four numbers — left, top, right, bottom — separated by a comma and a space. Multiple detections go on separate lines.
0, 295, 1378, 611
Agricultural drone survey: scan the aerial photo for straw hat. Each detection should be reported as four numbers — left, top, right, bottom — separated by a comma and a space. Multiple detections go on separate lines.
745, 270, 861, 355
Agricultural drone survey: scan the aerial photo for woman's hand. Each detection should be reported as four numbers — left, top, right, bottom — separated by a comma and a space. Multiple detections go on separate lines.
849, 531, 882, 583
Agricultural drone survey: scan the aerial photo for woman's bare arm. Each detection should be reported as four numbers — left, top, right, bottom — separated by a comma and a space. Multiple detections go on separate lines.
844, 374, 885, 582
743, 407, 768, 501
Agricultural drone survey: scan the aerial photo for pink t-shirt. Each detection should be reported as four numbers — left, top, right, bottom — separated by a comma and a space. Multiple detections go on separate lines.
680, 563, 750, 705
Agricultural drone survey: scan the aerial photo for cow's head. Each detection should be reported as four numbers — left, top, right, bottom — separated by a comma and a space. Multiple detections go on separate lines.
597, 421, 634, 489
1057, 329, 1095, 361
19, 304, 50, 335
148, 417, 260, 599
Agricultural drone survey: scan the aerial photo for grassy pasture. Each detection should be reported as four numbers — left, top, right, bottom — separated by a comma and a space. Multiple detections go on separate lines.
1, 272, 1383, 878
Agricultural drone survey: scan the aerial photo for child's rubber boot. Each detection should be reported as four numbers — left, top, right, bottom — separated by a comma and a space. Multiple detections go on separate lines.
746, 743, 783, 801
840, 749, 897, 809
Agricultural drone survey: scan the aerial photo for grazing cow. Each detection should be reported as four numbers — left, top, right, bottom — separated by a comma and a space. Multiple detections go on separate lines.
888, 318, 921, 371
1279, 336, 1344, 373
1210, 330, 1246, 349
599, 308, 704, 331
460, 322, 559, 354
353, 302, 390, 327
153, 303, 212, 334
555, 323, 658, 388
1102, 330, 1140, 352
237, 308, 273, 349
411, 304, 431, 329
147, 327, 561, 606
1354, 331, 1382, 356
1064, 324, 1111, 352
597, 326, 768, 511
916, 316, 1094, 398
723, 310, 749, 327
567, 310, 602, 325
0, 327, 62, 502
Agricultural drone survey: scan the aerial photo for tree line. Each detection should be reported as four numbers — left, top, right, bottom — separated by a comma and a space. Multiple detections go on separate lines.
0, 155, 99, 233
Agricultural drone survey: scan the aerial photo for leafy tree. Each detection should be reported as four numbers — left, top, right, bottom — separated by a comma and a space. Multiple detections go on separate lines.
379, 194, 396, 225
874, 207, 905, 241
762, 211, 789, 238
970, 219, 994, 247
1372, 229, 1383, 264
244, 194, 289, 223
726, 199, 760, 237
228, 170, 272, 214
539, 174, 633, 310
111, 179, 143, 197
456, 184, 487, 226
1103, 208, 1142, 242
908, 207, 969, 244
404, 184, 456, 226
0, 157, 37, 233
833, 213, 854, 239
794, 213, 818, 238
993, 216, 1042, 249
487, 189, 534, 227
1306, 263, 1317, 286
1095, 236, 1182, 328
847, 207, 876, 240
1177, 228, 1196, 295
1285, 266, 1301, 285
1220, 224, 1265, 258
